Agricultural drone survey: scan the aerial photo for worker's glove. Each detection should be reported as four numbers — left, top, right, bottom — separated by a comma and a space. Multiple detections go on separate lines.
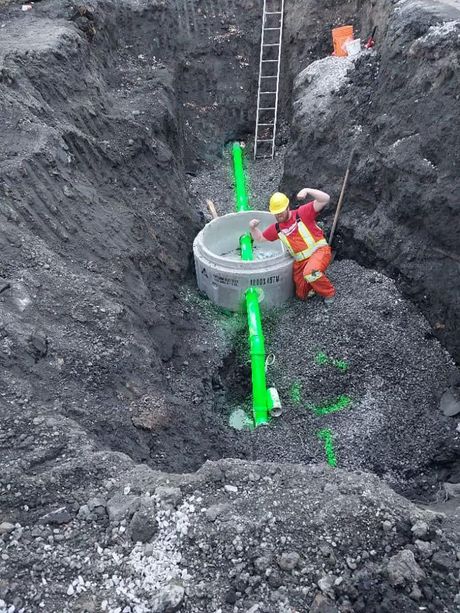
249, 219, 260, 229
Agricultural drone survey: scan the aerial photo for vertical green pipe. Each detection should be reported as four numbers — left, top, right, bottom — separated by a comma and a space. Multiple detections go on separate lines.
233, 143, 254, 261
232, 143, 250, 212
231, 142, 269, 426
240, 234, 253, 261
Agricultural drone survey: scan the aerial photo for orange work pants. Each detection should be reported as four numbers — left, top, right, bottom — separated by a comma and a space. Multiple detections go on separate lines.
292, 246, 335, 300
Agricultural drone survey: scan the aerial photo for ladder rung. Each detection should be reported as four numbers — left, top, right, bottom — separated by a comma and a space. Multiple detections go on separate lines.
255, 4, 283, 161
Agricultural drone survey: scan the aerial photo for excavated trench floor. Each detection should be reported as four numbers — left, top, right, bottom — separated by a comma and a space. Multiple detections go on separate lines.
185, 149, 460, 503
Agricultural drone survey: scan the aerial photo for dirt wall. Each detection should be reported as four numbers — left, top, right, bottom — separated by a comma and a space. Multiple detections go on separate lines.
281, 0, 460, 363
0, 0, 259, 472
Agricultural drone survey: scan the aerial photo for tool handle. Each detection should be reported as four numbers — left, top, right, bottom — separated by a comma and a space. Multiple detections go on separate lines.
206, 199, 219, 219
328, 147, 356, 247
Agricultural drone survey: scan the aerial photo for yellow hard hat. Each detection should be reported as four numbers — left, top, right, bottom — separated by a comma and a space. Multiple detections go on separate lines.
269, 192, 289, 214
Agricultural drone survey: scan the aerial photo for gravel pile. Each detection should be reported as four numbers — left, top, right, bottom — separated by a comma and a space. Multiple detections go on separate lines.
293, 56, 355, 120
1, 459, 459, 612
187, 145, 286, 219
242, 259, 460, 497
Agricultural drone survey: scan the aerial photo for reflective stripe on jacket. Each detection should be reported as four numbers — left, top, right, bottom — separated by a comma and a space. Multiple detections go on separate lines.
276, 212, 328, 261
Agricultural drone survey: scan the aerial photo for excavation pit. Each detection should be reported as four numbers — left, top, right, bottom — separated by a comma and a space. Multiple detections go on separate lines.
1, 0, 460, 609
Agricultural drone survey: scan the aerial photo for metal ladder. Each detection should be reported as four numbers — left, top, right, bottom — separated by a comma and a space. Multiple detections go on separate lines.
254, 0, 285, 159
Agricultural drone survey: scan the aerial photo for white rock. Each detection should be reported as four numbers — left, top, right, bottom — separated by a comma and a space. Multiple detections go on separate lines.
411, 521, 429, 538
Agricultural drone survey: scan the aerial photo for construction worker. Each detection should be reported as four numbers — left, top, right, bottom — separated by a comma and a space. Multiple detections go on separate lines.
249, 189, 335, 304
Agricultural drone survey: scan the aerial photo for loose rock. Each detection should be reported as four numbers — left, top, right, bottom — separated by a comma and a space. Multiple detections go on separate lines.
387, 549, 425, 586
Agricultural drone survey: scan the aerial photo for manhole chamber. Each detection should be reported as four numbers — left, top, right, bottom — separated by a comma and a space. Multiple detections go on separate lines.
193, 211, 294, 311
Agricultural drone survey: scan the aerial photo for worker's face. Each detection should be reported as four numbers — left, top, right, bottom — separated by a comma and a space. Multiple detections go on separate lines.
274, 207, 290, 224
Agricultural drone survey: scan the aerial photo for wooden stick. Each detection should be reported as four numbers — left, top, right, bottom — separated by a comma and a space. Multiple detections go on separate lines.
433, 247, 460, 264
329, 147, 356, 247
206, 199, 219, 219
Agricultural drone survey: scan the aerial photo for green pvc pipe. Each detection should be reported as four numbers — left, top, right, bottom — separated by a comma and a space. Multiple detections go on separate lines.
245, 287, 268, 426
232, 142, 250, 212
240, 234, 253, 261
231, 142, 269, 426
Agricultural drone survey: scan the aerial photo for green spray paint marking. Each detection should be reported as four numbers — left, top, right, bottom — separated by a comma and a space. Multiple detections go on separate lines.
334, 360, 348, 372
307, 353, 350, 466
289, 381, 302, 405
315, 352, 348, 372
310, 395, 352, 416
317, 429, 337, 467
315, 352, 329, 366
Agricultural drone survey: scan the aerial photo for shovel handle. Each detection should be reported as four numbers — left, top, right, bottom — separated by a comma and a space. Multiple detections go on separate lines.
328, 147, 356, 247
206, 199, 219, 219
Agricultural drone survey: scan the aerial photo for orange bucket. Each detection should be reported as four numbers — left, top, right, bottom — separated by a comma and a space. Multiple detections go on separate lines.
332, 25, 354, 57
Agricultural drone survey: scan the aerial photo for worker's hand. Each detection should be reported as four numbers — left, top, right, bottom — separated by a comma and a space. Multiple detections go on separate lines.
249, 219, 260, 229
296, 188, 309, 200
